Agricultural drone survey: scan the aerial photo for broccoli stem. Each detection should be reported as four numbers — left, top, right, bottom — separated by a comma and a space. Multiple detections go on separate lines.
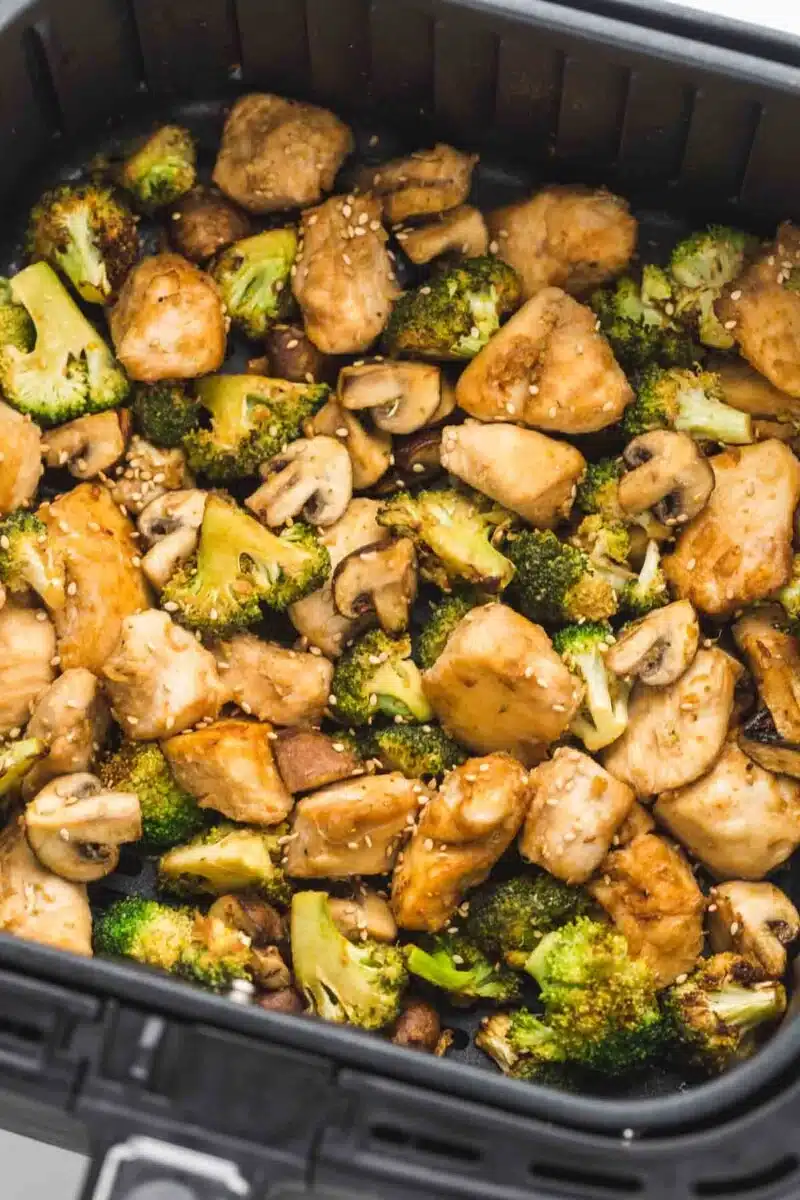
405, 945, 472, 991
370, 659, 433, 721
675, 387, 752, 444
709, 984, 785, 1031
11, 263, 101, 368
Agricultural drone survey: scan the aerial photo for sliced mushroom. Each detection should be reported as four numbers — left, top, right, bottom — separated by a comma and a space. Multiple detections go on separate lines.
401, 205, 489, 265
141, 528, 199, 589
390, 999, 441, 1053
307, 399, 393, 491
605, 601, 700, 686
707, 881, 800, 977
338, 361, 446, 435
137, 489, 208, 545
169, 185, 253, 263
25, 773, 142, 882
733, 606, 800, 742
329, 889, 398, 943
246, 436, 353, 527
273, 728, 363, 795
738, 707, 800, 779
208, 893, 286, 947
618, 431, 715, 526
332, 538, 417, 635
392, 428, 443, 486
43, 411, 131, 481
265, 323, 331, 384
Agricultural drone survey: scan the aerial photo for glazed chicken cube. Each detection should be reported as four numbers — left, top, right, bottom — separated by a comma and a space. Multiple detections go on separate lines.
357, 144, 477, 224
0, 817, 92, 957
401, 206, 489, 264
0, 606, 56, 737
23, 668, 110, 796
212, 633, 333, 726
0, 400, 42, 516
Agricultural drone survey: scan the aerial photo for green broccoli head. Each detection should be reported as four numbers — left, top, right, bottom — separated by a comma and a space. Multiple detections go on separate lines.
575, 458, 625, 521
777, 553, 800, 633
591, 268, 695, 372
0, 279, 34, 352
0, 737, 47, 804
158, 823, 291, 907
378, 488, 515, 593
120, 125, 197, 212
184, 374, 328, 483
0, 262, 130, 427
619, 539, 669, 619
571, 515, 634, 594
366, 723, 467, 778
416, 590, 479, 670
27, 183, 139, 305
99, 741, 207, 849
291, 890, 408, 1030
506, 530, 617, 626
623, 365, 753, 444
477, 1010, 569, 1077
133, 382, 201, 448
0, 509, 65, 610
663, 953, 786, 1075
383, 256, 522, 360
669, 226, 753, 350
161, 492, 330, 636
467, 874, 592, 967
332, 628, 433, 727
553, 621, 630, 752
405, 933, 522, 1003
211, 229, 297, 340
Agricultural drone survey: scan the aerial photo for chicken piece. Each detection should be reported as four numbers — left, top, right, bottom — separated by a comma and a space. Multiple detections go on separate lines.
285, 773, 424, 877
162, 718, 293, 826
520, 747, 634, 884
42, 411, 130, 481
455, 288, 631, 434
707, 881, 800, 977
110, 437, 194, 517
401, 206, 488, 264
102, 609, 224, 740
712, 356, 800, 422
169, 185, 253, 262
391, 753, 530, 932
655, 739, 800, 879
614, 801, 656, 847
487, 186, 637, 301
212, 632, 333, 726
733, 606, 800, 742
212, 93, 353, 214
588, 833, 704, 987
292, 194, 398, 354
0, 606, 56, 736
23, 669, 110, 797
716, 223, 800, 397
358, 145, 477, 224
440, 422, 585, 528
0, 817, 91, 956
40, 484, 150, 674
109, 253, 226, 383
422, 603, 583, 765
663, 441, 800, 617
273, 728, 363, 794
603, 648, 740, 798
289, 498, 387, 657
0, 400, 42, 516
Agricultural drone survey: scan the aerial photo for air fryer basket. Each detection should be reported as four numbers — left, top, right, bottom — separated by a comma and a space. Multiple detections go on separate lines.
2, 1, 800, 1197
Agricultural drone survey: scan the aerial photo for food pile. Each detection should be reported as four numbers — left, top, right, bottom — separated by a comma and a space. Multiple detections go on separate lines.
2, 93, 800, 1091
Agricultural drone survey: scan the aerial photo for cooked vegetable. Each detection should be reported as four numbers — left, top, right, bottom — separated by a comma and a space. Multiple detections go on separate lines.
591, 268, 694, 371
365, 723, 466, 777
331, 629, 432, 726
158, 824, 290, 905
98, 742, 207, 849
467, 874, 592, 968
553, 622, 630, 751
669, 226, 753, 350
623, 366, 753, 444
416, 590, 479, 670
133, 382, 201, 448
210, 228, 297, 339
507, 530, 617, 625
119, 125, 197, 211
405, 932, 522, 1002
0, 509, 65, 610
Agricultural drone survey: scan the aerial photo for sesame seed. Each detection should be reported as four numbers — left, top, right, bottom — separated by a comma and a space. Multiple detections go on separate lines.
505, 402, 515, 414
548, 406, 557, 418
424, 838, 434, 851
723, 319, 737, 330
528, 384, 539, 395
730, 921, 740, 935
489, 240, 499, 254
328, 694, 338, 706
730, 289, 742, 301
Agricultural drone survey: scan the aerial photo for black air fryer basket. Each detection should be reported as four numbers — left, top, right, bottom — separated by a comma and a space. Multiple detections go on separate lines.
2, 1, 800, 1197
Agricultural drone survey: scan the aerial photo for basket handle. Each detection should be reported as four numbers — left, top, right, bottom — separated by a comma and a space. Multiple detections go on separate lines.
80, 1136, 251, 1200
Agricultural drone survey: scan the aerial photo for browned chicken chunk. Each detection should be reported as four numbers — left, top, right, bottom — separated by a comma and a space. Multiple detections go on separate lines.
169, 185, 253, 262
663, 441, 800, 617
707, 881, 800, 977
212, 633, 333, 726
0, 817, 92, 956
0, 606, 56, 736
0, 400, 41, 515
455, 287, 632, 434
614, 801, 656, 847
391, 753, 530, 932
588, 833, 704, 987
401, 206, 488, 264
712, 355, 800, 422
358, 144, 477, 224
24, 668, 110, 797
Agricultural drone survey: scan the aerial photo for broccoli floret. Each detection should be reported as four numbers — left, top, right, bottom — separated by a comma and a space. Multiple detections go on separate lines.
161, 493, 329, 635
405, 933, 521, 1003
591, 268, 695, 371
211, 229, 297, 340
94, 895, 253, 991
553, 621, 629, 752
184, 374, 328, 483
663, 953, 786, 1075
291, 890, 407, 1030
0, 738, 46, 804
99, 742, 207, 849
477, 1011, 592, 1090
366, 723, 466, 777
467, 874, 592, 968
332, 629, 433, 726
119, 125, 196, 212
133, 382, 201, 448
623, 365, 752, 444
575, 458, 625, 521
777, 553, 800, 634
0, 263, 129, 427
0, 509, 65, 610
506, 530, 617, 626
416, 590, 479, 670
571, 515, 634, 594
27, 183, 139, 305
383, 256, 521, 360
619, 539, 669, 618
0, 279, 34, 352
378, 488, 515, 593
158, 823, 291, 906
669, 226, 752, 350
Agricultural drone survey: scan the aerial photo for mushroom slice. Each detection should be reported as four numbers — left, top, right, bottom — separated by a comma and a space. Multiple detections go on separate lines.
246, 436, 352, 528
110, 437, 195, 516
265, 323, 331, 385
338, 362, 445, 435
708, 881, 800, 977
618, 430, 715, 526
329, 889, 398, 943
142, 527, 199, 589
138, 489, 207, 545
738, 707, 800, 779
392, 428, 443, 486
605, 601, 699, 687
43, 411, 131, 481
274, 728, 363, 795
358, 144, 477, 223
332, 538, 417, 635
308, 399, 393, 491
733, 606, 800, 743
25, 773, 141, 882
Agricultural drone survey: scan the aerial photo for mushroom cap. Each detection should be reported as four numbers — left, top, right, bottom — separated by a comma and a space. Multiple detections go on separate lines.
338, 361, 444, 435
619, 430, 715, 525
142, 526, 200, 589
43, 411, 131, 481
247, 435, 353, 527
708, 880, 800, 976
25, 772, 141, 882
331, 538, 418, 634
138, 489, 207, 544
605, 600, 700, 686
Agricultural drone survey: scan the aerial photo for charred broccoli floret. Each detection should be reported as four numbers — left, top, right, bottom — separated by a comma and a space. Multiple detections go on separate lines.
210, 229, 297, 340
119, 125, 197, 212
619, 539, 669, 618
0, 278, 34, 352
366, 723, 466, 777
383, 256, 521, 360
183, 374, 328, 483
405, 932, 522, 1003
158, 823, 291, 906
0, 738, 46, 804
467, 874, 592, 968
669, 226, 753, 350
623, 365, 752, 444
332, 629, 433, 726
291, 890, 407, 1030
378, 488, 515, 593
553, 622, 629, 752
161, 493, 330, 635
663, 953, 786, 1075
575, 458, 625, 521
27, 183, 139, 305
99, 742, 206, 850
506, 530, 617, 626
477, 1010, 568, 1076
416, 590, 479, 670
0, 263, 129, 427
133, 382, 201, 448
0, 509, 65, 610
591, 267, 694, 371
